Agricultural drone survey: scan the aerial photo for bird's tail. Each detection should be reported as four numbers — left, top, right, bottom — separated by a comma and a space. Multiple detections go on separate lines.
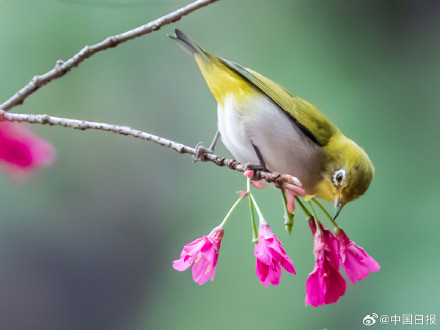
169, 29, 247, 104
168, 28, 207, 59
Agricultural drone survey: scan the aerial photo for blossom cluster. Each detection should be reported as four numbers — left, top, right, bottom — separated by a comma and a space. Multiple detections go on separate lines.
172, 192, 380, 307
305, 218, 379, 306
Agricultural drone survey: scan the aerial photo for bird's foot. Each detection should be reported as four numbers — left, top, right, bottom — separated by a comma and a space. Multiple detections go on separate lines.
243, 169, 268, 190
192, 142, 213, 162
277, 174, 307, 213
243, 163, 267, 180
243, 164, 269, 190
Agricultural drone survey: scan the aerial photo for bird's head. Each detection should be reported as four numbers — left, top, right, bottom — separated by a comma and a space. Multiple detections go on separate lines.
315, 134, 374, 220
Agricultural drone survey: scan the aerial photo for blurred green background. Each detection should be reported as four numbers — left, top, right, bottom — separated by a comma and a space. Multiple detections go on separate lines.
0, 0, 439, 329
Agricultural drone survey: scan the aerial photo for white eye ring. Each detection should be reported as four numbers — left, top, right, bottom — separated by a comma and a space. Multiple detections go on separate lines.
333, 169, 346, 186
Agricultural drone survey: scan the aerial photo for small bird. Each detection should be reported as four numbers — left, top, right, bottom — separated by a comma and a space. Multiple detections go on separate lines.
170, 29, 374, 218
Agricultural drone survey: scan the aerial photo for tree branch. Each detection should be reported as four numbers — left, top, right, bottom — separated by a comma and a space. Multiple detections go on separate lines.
0, 0, 303, 190
0, 0, 219, 112
0, 110, 300, 188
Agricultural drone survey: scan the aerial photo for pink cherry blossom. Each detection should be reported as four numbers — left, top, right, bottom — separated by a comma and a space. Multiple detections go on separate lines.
305, 218, 346, 307
335, 228, 380, 284
172, 226, 224, 285
254, 221, 295, 286
0, 122, 54, 177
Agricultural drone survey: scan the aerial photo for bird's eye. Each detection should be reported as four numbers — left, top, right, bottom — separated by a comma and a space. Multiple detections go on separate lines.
333, 169, 346, 186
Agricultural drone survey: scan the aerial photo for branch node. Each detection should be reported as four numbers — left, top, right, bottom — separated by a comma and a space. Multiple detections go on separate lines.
31, 76, 42, 87
106, 36, 118, 48
55, 60, 65, 67
176, 144, 186, 153
41, 114, 51, 125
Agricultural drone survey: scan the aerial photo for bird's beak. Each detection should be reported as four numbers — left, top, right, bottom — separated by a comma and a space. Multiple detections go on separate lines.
333, 197, 344, 221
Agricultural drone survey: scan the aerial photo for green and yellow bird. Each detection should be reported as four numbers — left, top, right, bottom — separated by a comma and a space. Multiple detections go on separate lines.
170, 29, 374, 218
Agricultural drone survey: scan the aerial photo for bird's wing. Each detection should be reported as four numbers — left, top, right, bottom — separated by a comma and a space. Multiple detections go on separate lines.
219, 58, 338, 147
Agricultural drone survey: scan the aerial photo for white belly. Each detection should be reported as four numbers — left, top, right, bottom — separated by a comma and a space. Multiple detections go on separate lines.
217, 93, 325, 193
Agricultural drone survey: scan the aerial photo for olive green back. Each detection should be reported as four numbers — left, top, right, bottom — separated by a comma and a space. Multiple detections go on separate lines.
219, 58, 338, 147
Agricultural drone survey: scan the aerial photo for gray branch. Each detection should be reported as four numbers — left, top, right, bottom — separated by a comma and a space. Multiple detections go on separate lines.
0, 0, 302, 189
0, 110, 298, 187
0, 0, 219, 112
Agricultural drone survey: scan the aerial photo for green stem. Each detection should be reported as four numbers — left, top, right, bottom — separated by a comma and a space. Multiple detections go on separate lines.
247, 178, 258, 243
308, 201, 318, 218
281, 188, 288, 207
312, 197, 339, 228
249, 193, 258, 243
313, 215, 321, 233
249, 192, 265, 223
282, 189, 294, 235
307, 200, 322, 233
220, 194, 246, 227
294, 196, 312, 218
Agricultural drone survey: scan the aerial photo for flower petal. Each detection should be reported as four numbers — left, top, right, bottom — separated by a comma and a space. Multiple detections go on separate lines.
0, 122, 55, 176
268, 262, 282, 286
306, 220, 347, 307
323, 263, 347, 304
254, 222, 295, 286
192, 253, 214, 285
305, 263, 324, 307
305, 260, 347, 307
256, 259, 270, 286
336, 229, 380, 284
172, 227, 224, 285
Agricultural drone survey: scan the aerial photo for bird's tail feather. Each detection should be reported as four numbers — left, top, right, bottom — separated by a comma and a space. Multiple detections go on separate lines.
169, 28, 207, 59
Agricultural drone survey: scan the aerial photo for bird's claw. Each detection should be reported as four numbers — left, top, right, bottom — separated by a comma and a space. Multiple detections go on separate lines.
277, 174, 307, 213
243, 163, 267, 180
192, 142, 213, 162
276, 174, 306, 196
280, 174, 304, 190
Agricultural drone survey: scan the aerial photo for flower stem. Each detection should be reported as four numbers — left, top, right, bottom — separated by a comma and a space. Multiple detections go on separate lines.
220, 193, 246, 227
249, 192, 265, 224
294, 196, 312, 218
282, 189, 294, 234
249, 194, 258, 243
312, 197, 339, 229
307, 200, 322, 233
247, 179, 258, 243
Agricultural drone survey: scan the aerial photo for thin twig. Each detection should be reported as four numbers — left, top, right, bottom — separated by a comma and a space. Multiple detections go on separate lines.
0, 0, 219, 112
0, 110, 298, 187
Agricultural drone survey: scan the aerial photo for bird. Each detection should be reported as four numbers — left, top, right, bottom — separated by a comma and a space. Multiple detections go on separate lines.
169, 29, 374, 219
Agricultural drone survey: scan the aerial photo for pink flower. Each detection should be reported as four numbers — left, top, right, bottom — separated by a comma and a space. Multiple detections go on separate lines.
335, 228, 380, 284
172, 226, 224, 285
305, 219, 346, 307
0, 122, 54, 177
254, 221, 295, 286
